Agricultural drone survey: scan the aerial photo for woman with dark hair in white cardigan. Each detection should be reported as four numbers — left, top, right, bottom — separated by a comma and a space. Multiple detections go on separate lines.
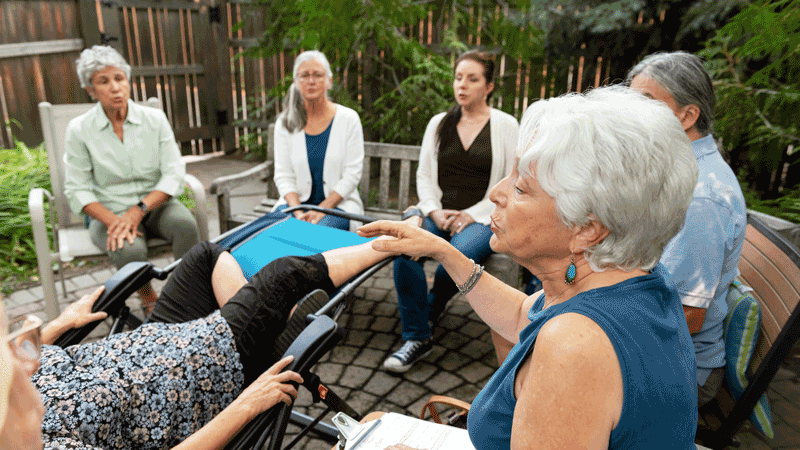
272, 50, 364, 230
384, 50, 519, 372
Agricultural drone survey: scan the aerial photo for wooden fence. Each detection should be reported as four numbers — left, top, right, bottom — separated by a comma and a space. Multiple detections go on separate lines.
0, 0, 653, 154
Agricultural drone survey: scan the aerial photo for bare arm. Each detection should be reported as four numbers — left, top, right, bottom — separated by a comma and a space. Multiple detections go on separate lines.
359, 220, 530, 343
684, 305, 706, 334
511, 313, 622, 450
171, 356, 303, 450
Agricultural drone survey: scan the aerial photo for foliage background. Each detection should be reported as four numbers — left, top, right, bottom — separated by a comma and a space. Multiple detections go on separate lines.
3, 0, 799, 294
0, 135, 51, 294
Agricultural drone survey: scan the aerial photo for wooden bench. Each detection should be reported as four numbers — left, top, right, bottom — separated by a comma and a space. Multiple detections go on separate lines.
696, 212, 800, 448
209, 123, 523, 289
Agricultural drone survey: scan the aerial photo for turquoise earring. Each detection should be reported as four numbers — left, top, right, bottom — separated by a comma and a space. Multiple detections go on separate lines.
565, 255, 576, 284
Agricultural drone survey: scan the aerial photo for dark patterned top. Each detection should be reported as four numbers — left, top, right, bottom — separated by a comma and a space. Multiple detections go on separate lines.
34, 311, 244, 450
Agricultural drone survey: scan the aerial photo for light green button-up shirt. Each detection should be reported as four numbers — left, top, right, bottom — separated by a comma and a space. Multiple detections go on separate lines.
63, 99, 186, 216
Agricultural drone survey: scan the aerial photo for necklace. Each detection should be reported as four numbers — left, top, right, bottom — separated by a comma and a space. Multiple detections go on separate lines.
541, 287, 571, 310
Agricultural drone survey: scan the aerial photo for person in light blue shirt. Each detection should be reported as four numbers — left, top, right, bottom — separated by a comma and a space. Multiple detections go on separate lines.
64, 46, 200, 314
628, 51, 748, 406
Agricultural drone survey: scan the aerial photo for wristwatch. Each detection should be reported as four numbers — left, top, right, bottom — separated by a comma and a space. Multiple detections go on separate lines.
401, 207, 425, 221
136, 201, 149, 213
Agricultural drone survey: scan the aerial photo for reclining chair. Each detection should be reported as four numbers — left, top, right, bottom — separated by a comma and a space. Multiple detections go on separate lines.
54, 207, 391, 449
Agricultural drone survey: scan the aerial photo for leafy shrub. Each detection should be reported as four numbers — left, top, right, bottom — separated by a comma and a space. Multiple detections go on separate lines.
700, 0, 800, 197
0, 137, 51, 294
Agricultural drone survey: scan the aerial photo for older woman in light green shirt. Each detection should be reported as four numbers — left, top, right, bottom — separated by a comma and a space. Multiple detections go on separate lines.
63, 46, 200, 313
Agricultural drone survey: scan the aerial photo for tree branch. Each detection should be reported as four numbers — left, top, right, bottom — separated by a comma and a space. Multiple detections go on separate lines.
754, 108, 800, 144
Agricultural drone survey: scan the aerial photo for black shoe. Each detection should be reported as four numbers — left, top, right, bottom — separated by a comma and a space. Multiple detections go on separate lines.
382, 339, 433, 373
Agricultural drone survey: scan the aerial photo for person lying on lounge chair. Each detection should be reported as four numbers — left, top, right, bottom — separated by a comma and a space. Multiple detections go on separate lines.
0, 237, 397, 450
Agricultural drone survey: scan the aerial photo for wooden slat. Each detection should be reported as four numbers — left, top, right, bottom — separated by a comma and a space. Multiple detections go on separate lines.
110, 0, 203, 11
745, 224, 800, 293
398, 159, 411, 211
740, 242, 793, 331
131, 63, 204, 76
364, 142, 420, 160
360, 156, 372, 207
0, 38, 83, 59
379, 157, 390, 209
739, 257, 782, 345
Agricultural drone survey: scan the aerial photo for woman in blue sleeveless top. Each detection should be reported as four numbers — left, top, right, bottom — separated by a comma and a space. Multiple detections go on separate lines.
360, 86, 699, 449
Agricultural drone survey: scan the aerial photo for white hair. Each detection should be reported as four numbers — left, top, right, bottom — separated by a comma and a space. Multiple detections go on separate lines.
75, 46, 131, 89
518, 86, 698, 272
279, 50, 333, 133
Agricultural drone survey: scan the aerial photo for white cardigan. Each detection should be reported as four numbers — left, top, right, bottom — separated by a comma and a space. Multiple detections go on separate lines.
416, 108, 519, 225
272, 104, 365, 215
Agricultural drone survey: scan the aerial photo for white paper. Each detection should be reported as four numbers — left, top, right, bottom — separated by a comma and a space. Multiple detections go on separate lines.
349, 412, 476, 450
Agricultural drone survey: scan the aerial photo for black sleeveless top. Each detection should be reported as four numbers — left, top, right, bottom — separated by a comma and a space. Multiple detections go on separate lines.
437, 120, 491, 210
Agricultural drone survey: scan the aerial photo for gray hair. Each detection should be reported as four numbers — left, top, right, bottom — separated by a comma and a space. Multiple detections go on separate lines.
279, 50, 333, 133
75, 46, 131, 89
626, 51, 715, 136
517, 86, 698, 272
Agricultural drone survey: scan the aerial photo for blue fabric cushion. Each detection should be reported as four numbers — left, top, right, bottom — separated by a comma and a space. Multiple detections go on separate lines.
230, 217, 372, 280
723, 280, 773, 438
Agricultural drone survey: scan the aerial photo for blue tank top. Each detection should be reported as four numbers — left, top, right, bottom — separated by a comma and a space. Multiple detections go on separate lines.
467, 270, 697, 449
305, 120, 333, 205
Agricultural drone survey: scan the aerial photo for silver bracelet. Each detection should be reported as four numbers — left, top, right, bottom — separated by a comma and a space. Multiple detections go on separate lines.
456, 260, 484, 295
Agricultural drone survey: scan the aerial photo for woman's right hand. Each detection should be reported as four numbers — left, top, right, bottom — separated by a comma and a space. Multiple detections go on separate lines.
357, 220, 449, 261
231, 356, 304, 420
428, 209, 459, 231
105, 216, 141, 251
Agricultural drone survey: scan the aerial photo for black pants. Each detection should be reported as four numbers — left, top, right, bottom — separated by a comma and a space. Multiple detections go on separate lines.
149, 242, 336, 384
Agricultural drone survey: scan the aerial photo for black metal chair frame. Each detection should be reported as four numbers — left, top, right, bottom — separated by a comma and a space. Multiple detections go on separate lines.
53, 206, 393, 450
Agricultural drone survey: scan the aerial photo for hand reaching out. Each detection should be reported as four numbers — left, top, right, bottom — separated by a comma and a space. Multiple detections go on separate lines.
358, 220, 448, 261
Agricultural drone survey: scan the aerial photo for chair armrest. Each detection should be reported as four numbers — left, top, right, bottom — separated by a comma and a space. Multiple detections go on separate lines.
209, 161, 272, 196
53, 261, 154, 348
209, 161, 273, 234
225, 316, 345, 450
184, 174, 210, 242
28, 188, 61, 320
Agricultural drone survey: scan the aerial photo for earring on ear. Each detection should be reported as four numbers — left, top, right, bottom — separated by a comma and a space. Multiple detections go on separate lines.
565, 255, 576, 284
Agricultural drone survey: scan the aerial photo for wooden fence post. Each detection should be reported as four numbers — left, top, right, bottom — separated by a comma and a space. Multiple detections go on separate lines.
204, 0, 234, 153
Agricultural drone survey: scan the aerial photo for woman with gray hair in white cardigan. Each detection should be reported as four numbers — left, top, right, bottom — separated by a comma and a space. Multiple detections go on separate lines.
271, 50, 364, 230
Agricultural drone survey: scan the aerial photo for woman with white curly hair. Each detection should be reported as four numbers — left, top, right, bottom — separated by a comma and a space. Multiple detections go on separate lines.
360, 86, 700, 449
64, 45, 200, 314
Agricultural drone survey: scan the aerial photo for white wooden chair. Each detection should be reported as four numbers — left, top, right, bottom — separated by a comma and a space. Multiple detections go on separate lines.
29, 98, 210, 320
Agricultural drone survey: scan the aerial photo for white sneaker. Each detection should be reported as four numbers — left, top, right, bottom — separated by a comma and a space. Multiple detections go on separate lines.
383, 339, 432, 373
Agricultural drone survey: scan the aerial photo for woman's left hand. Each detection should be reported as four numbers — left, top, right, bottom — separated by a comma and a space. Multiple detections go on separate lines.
298, 210, 326, 225
59, 286, 109, 329
441, 211, 475, 236
42, 286, 109, 345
